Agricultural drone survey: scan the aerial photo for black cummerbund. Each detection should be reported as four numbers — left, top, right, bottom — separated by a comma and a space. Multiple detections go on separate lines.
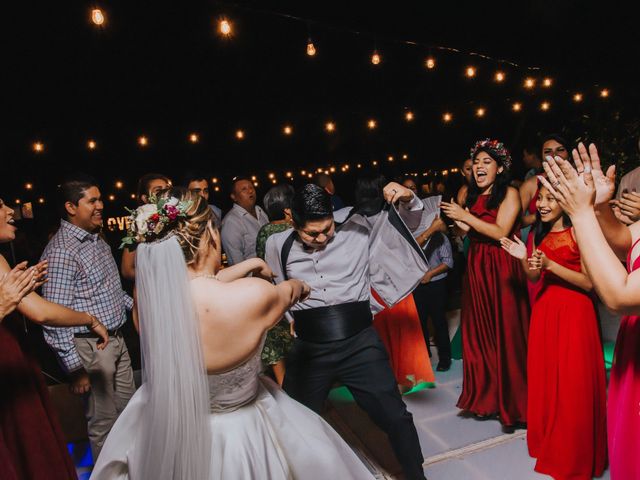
292, 301, 372, 342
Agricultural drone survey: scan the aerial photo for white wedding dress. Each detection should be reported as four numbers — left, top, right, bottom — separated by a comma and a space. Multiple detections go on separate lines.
91, 339, 375, 479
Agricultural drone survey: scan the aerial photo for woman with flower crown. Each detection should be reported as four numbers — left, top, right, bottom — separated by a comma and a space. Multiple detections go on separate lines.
91, 189, 374, 480
441, 139, 530, 427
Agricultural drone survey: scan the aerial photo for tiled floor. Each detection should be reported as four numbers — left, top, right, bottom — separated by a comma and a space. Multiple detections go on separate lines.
328, 308, 615, 479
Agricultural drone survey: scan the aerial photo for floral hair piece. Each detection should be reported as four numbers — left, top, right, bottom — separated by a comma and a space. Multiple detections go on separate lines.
120, 195, 192, 249
470, 138, 512, 171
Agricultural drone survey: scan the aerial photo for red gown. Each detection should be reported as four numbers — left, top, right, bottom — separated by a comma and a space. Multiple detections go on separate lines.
457, 194, 530, 426
527, 229, 607, 479
0, 318, 77, 480
372, 291, 435, 388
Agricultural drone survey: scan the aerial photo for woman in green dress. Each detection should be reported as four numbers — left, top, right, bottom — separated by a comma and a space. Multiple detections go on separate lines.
256, 184, 295, 385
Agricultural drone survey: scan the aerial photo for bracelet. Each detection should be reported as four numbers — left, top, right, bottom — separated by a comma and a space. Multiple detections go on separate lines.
86, 312, 100, 329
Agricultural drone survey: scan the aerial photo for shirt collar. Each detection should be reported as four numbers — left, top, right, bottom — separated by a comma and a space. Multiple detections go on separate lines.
232, 203, 260, 218
61, 219, 98, 242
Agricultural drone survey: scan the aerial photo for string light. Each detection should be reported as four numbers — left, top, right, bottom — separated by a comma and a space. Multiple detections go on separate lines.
91, 8, 105, 26
405, 111, 414, 122
115, 181, 123, 189
283, 125, 293, 135
573, 93, 583, 102
357, 163, 362, 169
108, 194, 115, 201
465, 66, 476, 78
388, 155, 394, 162
38, 198, 45, 204
218, 19, 232, 36
214, 186, 220, 192
425, 57, 436, 69
541, 101, 551, 111
512, 102, 522, 112
138, 136, 148, 147
476, 107, 486, 117
524, 77, 536, 89
306, 39, 316, 56
443, 112, 452, 123
494, 71, 505, 82
600, 88, 610, 98
251, 175, 257, 181
268, 173, 275, 179
371, 50, 381, 65
372, 160, 378, 166
325, 121, 336, 133
235, 129, 245, 140
402, 154, 408, 160
212, 177, 219, 184
130, 194, 136, 199
87, 139, 97, 150
25, 183, 33, 190
307, 173, 313, 178
542, 77, 553, 87
271, 179, 277, 184
329, 166, 336, 173
286, 172, 293, 178
189, 133, 199, 143
33, 142, 44, 153
367, 119, 377, 129
301, 170, 306, 175
15, 199, 21, 205
253, 181, 259, 187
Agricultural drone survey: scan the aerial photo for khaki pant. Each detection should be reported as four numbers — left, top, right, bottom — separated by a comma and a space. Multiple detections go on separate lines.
74, 334, 136, 461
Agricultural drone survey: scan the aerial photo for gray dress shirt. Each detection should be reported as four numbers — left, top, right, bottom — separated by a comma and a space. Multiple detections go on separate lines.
221, 203, 269, 265
265, 194, 428, 314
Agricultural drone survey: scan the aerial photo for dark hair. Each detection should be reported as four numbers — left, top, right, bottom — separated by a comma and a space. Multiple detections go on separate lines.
355, 174, 387, 216
541, 134, 571, 155
263, 184, 295, 221
465, 149, 512, 211
291, 184, 333, 227
314, 173, 332, 189
57, 173, 98, 219
137, 173, 171, 204
230, 176, 252, 193
532, 182, 572, 246
183, 171, 209, 188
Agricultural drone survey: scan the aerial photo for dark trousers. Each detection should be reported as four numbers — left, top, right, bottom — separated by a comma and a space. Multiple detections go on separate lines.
413, 278, 451, 363
283, 326, 425, 480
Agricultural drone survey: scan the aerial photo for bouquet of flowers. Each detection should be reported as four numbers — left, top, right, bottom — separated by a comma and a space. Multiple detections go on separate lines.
120, 195, 191, 249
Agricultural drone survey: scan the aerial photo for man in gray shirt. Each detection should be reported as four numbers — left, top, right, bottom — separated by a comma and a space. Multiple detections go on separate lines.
221, 177, 269, 265
266, 183, 429, 480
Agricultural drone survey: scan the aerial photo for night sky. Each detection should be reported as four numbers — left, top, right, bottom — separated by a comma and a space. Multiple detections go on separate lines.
3, 1, 638, 210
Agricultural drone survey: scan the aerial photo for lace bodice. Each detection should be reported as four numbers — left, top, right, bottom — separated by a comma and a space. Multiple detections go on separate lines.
207, 340, 264, 413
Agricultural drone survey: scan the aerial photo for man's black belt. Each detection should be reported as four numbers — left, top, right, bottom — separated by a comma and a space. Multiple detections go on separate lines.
292, 301, 372, 342
74, 328, 123, 339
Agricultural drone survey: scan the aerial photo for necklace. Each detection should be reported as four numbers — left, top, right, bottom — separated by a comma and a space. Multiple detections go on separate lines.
192, 272, 218, 280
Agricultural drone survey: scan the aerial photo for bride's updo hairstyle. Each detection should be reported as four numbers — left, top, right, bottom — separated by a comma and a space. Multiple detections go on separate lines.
165, 187, 216, 265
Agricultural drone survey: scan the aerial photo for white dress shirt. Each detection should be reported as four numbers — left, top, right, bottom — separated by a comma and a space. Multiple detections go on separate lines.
221, 203, 269, 265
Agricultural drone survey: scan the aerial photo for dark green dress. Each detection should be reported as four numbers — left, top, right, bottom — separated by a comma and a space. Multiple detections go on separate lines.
256, 222, 294, 366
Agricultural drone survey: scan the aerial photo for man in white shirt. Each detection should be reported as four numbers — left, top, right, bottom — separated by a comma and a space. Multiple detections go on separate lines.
221, 177, 269, 265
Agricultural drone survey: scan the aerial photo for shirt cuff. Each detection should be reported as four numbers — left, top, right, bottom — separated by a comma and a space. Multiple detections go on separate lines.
401, 192, 423, 211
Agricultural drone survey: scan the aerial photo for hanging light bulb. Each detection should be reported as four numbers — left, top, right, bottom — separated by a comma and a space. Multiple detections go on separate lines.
402, 154, 408, 160
219, 19, 232, 36
465, 66, 476, 78
33, 142, 44, 153
405, 111, 414, 122
443, 112, 453, 123
87, 139, 97, 150
476, 107, 486, 117
425, 57, 436, 69
540, 101, 551, 111
542, 77, 553, 87
388, 155, 394, 162
189, 133, 199, 143
524, 77, 536, 89
115, 181, 123, 189
600, 88, 610, 98
138, 136, 148, 147
512, 102, 522, 112
367, 119, 377, 129
25, 183, 33, 190
235, 129, 245, 140
371, 50, 381, 65
325, 121, 336, 133
91, 8, 105, 26
495, 71, 505, 82
283, 125, 293, 135
306, 39, 316, 56
573, 93, 583, 102
38, 198, 45, 204
108, 194, 115, 201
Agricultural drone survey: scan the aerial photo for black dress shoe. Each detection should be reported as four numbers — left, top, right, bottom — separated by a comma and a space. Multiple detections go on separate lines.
436, 360, 451, 371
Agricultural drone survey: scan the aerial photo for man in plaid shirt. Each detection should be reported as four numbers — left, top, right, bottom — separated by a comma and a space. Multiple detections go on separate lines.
41, 174, 135, 460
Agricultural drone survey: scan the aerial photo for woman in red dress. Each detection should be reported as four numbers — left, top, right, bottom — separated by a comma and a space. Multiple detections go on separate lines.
501, 185, 606, 479
441, 139, 529, 427
0, 197, 109, 480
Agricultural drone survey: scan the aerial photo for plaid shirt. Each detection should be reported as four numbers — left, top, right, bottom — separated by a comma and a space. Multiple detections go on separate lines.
41, 220, 133, 372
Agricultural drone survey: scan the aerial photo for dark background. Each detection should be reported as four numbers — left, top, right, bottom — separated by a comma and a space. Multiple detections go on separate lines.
3, 0, 639, 224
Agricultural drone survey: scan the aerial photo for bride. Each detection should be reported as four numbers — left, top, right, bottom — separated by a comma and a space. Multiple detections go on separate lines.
91, 189, 374, 479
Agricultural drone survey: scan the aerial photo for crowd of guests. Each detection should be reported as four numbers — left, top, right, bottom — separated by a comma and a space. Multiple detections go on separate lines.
1, 133, 640, 479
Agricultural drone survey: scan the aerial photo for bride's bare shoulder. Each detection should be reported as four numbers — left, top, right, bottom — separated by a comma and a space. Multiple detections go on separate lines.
191, 277, 277, 311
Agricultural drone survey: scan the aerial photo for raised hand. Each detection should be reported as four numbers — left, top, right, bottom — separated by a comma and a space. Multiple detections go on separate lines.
500, 235, 527, 259
617, 191, 640, 222
1, 262, 39, 319
540, 154, 596, 217
382, 182, 414, 204
441, 198, 469, 222
571, 142, 615, 206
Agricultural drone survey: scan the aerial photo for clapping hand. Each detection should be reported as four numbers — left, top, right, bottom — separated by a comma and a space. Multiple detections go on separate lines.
615, 191, 640, 222
571, 143, 615, 206
527, 249, 548, 271
500, 236, 527, 260
0, 261, 48, 320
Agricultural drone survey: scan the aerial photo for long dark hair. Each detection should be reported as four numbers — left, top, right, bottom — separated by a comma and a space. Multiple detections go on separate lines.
355, 173, 387, 216
465, 149, 512, 211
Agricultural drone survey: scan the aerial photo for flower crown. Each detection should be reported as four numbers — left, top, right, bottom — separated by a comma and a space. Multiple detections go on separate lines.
120, 195, 192, 249
470, 138, 512, 170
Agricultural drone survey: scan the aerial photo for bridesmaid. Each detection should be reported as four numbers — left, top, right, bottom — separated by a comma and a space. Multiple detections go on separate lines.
441, 139, 529, 427
541, 144, 640, 480
501, 184, 606, 479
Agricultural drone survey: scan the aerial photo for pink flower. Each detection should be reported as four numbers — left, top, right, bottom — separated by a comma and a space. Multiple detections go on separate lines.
164, 204, 179, 221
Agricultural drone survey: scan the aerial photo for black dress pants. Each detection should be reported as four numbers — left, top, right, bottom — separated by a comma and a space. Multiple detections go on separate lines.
413, 278, 451, 363
283, 326, 425, 480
